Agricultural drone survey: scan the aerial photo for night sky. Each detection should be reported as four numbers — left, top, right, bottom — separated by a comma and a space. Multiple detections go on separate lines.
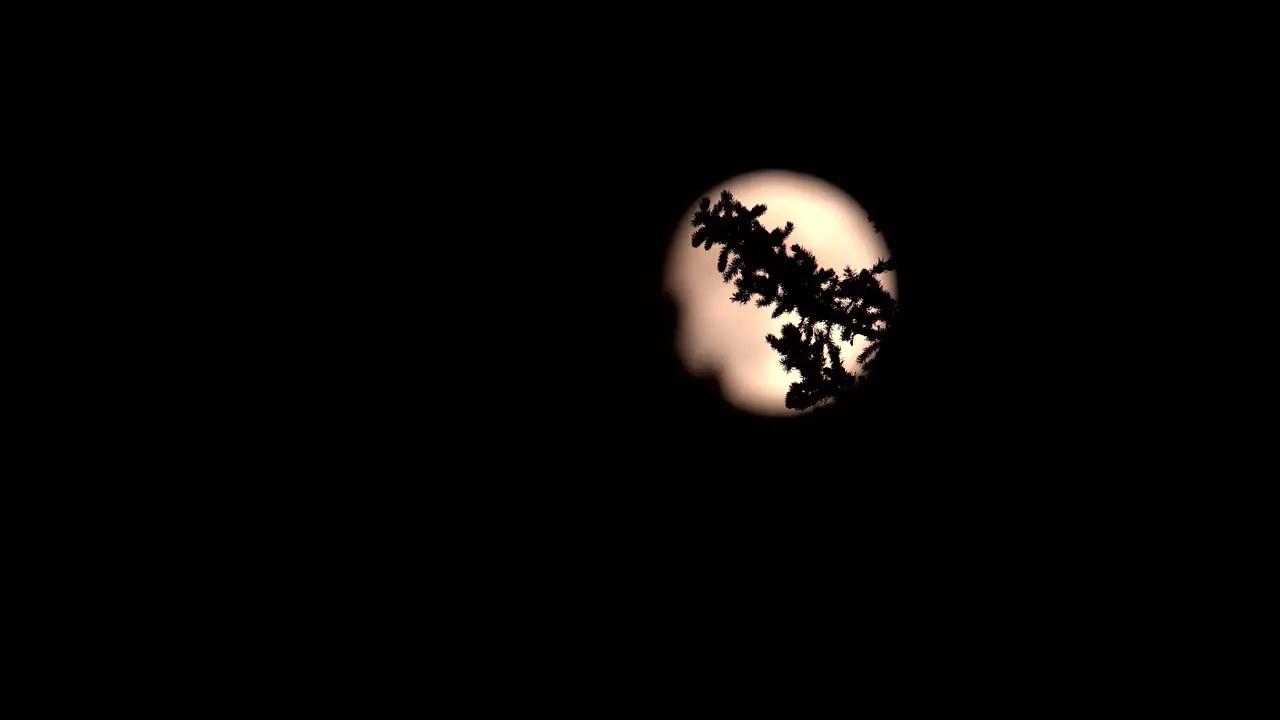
6, 6, 1265, 715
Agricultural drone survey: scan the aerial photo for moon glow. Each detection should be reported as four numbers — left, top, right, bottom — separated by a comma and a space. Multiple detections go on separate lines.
664, 170, 897, 417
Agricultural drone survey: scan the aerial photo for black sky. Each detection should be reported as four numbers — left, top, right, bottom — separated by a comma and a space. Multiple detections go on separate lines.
6, 6, 1268, 715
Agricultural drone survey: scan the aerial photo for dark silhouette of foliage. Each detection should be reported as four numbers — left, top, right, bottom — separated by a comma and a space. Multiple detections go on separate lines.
690, 190, 898, 410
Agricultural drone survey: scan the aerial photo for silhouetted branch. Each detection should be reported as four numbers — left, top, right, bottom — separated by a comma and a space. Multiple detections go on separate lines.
691, 190, 898, 410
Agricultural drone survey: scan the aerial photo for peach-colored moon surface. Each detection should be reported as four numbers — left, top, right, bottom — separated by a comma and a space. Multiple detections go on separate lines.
664, 170, 897, 416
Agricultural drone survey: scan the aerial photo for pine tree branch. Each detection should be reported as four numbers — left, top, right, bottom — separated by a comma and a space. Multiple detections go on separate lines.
690, 190, 898, 410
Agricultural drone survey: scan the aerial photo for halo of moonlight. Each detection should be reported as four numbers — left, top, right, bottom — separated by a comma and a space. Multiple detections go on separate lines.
664, 170, 897, 417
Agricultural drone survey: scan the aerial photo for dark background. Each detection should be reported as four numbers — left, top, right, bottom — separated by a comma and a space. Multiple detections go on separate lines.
6, 5, 1267, 715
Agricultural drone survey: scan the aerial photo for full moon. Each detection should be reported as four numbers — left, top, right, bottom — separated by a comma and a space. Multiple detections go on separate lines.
664, 170, 897, 416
